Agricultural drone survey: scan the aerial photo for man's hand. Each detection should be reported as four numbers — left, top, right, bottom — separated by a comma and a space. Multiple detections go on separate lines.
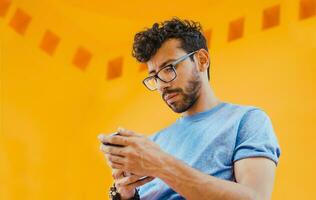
111, 169, 154, 199
98, 127, 169, 177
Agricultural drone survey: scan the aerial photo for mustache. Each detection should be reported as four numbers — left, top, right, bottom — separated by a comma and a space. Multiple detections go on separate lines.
162, 88, 183, 100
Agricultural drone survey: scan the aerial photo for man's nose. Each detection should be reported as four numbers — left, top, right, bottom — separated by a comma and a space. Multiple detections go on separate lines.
156, 78, 171, 93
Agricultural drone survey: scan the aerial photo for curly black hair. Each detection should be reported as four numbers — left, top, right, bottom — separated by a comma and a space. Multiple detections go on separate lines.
132, 18, 210, 80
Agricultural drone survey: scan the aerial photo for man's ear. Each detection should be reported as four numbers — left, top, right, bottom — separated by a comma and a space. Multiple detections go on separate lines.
194, 49, 210, 73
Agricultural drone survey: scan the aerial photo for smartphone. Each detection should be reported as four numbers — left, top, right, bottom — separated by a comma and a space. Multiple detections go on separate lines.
137, 176, 150, 182
125, 173, 150, 182
103, 132, 124, 147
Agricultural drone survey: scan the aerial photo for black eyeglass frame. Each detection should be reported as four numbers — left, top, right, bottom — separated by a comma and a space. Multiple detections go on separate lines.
142, 50, 198, 91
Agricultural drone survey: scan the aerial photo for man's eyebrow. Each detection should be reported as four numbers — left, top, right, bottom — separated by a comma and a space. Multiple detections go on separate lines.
148, 59, 176, 75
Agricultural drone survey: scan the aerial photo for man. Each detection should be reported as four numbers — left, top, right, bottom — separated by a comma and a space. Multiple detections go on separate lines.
98, 18, 281, 200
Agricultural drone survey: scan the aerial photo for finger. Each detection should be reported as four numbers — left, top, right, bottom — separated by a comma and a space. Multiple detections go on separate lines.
117, 127, 135, 137
106, 154, 125, 165
97, 133, 106, 142
123, 171, 133, 177
100, 144, 126, 156
104, 153, 124, 164
107, 160, 124, 169
125, 176, 155, 190
104, 135, 131, 146
118, 127, 144, 138
116, 175, 144, 186
98, 132, 120, 142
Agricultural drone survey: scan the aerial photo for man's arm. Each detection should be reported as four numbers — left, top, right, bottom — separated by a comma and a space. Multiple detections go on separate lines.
156, 155, 276, 200
99, 128, 278, 200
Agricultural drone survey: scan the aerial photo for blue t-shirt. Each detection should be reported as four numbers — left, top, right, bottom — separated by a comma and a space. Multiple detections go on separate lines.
138, 102, 281, 199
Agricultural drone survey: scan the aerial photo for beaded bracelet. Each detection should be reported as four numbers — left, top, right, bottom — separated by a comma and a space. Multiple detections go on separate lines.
109, 183, 140, 200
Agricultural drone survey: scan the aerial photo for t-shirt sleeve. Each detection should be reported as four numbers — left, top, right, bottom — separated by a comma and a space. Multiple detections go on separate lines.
232, 109, 281, 165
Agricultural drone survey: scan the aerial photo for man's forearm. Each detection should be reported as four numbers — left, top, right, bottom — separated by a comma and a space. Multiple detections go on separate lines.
154, 154, 259, 200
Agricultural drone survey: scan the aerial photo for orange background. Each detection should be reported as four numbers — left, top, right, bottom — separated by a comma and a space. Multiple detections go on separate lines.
1, 0, 316, 199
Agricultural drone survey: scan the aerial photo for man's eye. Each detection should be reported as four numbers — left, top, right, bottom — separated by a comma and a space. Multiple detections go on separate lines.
165, 66, 174, 72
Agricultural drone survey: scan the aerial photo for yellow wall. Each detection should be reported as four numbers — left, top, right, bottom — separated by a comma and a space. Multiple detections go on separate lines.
1, 0, 316, 199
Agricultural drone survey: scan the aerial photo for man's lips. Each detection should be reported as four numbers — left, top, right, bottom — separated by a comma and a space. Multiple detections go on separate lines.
164, 92, 178, 101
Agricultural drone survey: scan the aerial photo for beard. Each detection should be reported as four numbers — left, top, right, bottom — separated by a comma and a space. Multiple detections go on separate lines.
163, 68, 201, 113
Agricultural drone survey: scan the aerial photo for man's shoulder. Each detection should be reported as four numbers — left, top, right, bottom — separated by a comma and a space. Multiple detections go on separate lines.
222, 102, 271, 121
148, 102, 271, 142
210, 101, 267, 122
227, 102, 271, 121
223, 101, 260, 113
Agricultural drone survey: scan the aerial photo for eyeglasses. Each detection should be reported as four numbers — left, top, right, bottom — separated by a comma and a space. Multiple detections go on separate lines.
142, 50, 198, 91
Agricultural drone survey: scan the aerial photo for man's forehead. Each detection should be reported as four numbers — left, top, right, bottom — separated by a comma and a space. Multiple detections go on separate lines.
147, 56, 175, 73
146, 40, 184, 74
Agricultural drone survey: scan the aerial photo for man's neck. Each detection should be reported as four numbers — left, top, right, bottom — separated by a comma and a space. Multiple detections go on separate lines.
182, 85, 220, 117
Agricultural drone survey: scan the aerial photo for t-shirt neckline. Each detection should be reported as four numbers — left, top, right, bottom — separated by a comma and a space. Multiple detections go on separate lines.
178, 102, 227, 123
